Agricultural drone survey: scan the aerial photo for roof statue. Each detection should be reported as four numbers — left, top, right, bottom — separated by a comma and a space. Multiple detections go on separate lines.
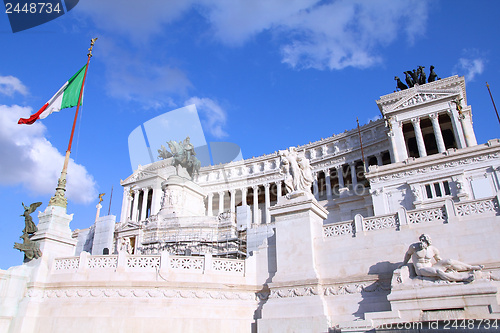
401, 234, 483, 283
21, 202, 42, 235
417, 65, 426, 84
14, 233, 42, 261
279, 147, 314, 198
14, 202, 43, 262
397, 65, 439, 90
428, 65, 438, 82
158, 136, 201, 179
98, 193, 105, 204
394, 76, 408, 91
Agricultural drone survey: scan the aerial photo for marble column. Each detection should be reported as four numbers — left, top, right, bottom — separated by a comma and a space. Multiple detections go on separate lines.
460, 110, 478, 147
140, 188, 149, 221
150, 187, 161, 216
324, 169, 332, 200
120, 187, 130, 223
336, 165, 345, 188
375, 153, 383, 166
312, 172, 319, 200
389, 118, 408, 162
264, 183, 271, 224
252, 185, 259, 225
275, 181, 282, 199
207, 193, 213, 216
447, 108, 465, 149
429, 113, 446, 153
131, 190, 140, 222
241, 187, 248, 206
411, 117, 427, 157
230, 189, 236, 214
349, 163, 357, 188
218, 191, 225, 215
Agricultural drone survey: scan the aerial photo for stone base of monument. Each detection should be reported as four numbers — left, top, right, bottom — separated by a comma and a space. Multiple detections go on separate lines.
338, 266, 500, 331
158, 175, 206, 218
31, 205, 77, 259
258, 191, 331, 333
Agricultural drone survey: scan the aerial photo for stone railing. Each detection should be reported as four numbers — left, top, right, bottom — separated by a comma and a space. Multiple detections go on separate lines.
53, 253, 246, 276
324, 194, 500, 238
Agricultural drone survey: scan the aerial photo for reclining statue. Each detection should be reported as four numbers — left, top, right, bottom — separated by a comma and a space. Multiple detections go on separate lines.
401, 234, 483, 283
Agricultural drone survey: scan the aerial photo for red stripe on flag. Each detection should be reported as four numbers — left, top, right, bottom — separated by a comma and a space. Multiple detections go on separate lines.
18, 103, 49, 125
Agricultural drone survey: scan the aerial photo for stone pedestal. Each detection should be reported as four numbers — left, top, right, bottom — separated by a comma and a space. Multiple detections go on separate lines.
91, 215, 116, 255
259, 192, 330, 332
31, 205, 77, 259
158, 175, 206, 218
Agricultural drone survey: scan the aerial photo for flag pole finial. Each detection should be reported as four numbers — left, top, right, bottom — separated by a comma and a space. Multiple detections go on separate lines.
87, 37, 98, 58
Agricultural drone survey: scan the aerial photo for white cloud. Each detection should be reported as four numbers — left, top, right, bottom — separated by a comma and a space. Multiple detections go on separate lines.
0, 104, 97, 204
77, 0, 430, 72
199, 0, 429, 70
99, 40, 191, 109
184, 97, 228, 138
455, 57, 485, 82
0, 75, 28, 96
75, 0, 196, 42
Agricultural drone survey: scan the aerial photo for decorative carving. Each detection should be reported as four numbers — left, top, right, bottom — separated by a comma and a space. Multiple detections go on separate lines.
324, 221, 355, 237
455, 198, 497, 216
410, 184, 422, 202
87, 256, 118, 269
127, 256, 160, 269
212, 258, 244, 273
407, 207, 446, 224
363, 214, 398, 231
170, 257, 204, 271
269, 286, 319, 299
27, 287, 255, 300
400, 234, 483, 282
54, 258, 80, 271
369, 152, 500, 184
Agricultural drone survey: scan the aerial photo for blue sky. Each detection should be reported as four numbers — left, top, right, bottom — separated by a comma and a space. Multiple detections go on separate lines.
0, 0, 499, 269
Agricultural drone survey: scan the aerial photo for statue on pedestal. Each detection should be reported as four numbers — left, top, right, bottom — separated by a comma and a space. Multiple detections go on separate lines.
279, 147, 314, 198
401, 234, 483, 282
14, 202, 43, 262
157, 136, 201, 179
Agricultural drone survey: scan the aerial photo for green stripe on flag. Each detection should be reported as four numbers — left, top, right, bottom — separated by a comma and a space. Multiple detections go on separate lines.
61, 64, 87, 110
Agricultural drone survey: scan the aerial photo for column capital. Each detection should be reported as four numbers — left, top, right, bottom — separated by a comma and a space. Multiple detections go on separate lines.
263, 183, 271, 189
207, 192, 213, 198
229, 189, 236, 195
218, 191, 225, 196
429, 112, 439, 120
274, 180, 281, 186
411, 117, 420, 124
252, 184, 259, 190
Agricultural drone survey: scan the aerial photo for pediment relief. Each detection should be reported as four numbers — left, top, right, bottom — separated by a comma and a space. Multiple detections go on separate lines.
389, 90, 458, 113
116, 221, 141, 232
122, 169, 158, 185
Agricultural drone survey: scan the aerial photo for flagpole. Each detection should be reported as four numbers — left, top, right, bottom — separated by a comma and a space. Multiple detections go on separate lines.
486, 82, 500, 127
356, 118, 367, 172
108, 185, 113, 216
48, 38, 98, 209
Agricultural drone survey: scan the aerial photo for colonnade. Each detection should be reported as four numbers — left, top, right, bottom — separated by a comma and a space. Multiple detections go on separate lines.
120, 187, 162, 223
206, 151, 388, 225
389, 110, 477, 162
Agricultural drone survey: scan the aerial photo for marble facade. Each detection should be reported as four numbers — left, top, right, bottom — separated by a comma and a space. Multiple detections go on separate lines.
1, 75, 500, 332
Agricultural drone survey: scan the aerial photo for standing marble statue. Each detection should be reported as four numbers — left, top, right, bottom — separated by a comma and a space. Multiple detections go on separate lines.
401, 234, 483, 282
279, 147, 314, 197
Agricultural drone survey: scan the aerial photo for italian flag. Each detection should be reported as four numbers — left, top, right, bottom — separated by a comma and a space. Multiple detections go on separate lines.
18, 65, 87, 125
